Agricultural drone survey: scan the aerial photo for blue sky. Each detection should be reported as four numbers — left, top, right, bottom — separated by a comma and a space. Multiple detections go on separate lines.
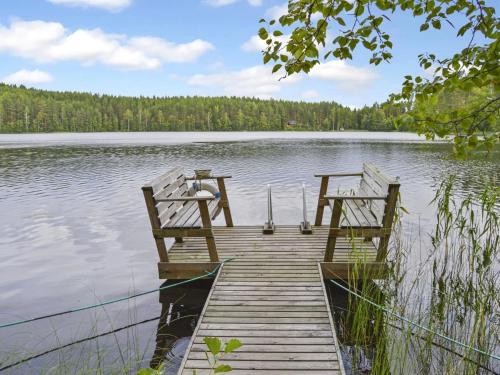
0, 0, 472, 107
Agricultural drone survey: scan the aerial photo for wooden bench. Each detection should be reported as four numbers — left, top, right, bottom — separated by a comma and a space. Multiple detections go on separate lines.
314, 163, 400, 262
142, 167, 233, 263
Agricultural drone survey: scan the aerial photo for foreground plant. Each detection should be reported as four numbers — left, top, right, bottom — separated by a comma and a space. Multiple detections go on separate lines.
194, 337, 242, 374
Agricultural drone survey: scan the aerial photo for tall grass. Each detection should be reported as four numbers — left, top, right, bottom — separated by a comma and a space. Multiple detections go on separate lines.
332, 176, 499, 374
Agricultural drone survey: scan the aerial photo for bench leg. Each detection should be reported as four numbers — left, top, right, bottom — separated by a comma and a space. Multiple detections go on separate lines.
154, 237, 169, 262
377, 236, 390, 262
198, 199, 220, 262
217, 177, 233, 227
315, 176, 329, 226
324, 199, 342, 262
205, 236, 219, 262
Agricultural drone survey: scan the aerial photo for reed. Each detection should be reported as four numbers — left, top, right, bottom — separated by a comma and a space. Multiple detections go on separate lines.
331, 176, 499, 374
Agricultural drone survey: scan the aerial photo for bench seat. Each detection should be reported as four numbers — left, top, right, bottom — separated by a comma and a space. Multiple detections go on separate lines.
142, 167, 233, 263
162, 198, 221, 228
315, 163, 400, 263
330, 198, 381, 229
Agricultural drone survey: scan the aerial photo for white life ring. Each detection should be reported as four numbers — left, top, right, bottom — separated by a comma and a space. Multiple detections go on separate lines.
190, 182, 220, 198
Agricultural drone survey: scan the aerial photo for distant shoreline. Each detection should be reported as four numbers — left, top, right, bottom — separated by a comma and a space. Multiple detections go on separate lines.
0, 131, 446, 149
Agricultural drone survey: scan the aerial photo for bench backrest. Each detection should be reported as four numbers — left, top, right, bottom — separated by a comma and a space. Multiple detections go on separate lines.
142, 167, 192, 227
359, 163, 400, 224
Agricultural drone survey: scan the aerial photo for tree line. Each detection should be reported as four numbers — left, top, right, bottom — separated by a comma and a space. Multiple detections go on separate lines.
0, 84, 406, 133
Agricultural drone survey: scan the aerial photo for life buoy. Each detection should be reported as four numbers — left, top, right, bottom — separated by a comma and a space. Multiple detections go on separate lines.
190, 182, 221, 198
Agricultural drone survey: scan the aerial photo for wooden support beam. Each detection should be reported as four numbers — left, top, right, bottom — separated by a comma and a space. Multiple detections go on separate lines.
329, 228, 391, 237
216, 177, 233, 227
324, 199, 343, 262
377, 183, 400, 262
142, 186, 169, 262
320, 262, 389, 279
198, 199, 219, 262
153, 228, 213, 238
315, 176, 329, 226
158, 262, 220, 279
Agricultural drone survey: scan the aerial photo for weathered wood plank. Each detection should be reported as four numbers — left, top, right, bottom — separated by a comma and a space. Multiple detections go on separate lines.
157, 262, 220, 279
187, 352, 338, 361
201, 316, 330, 324
196, 329, 334, 337
193, 337, 336, 345
190, 343, 336, 352
182, 370, 340, 375
184, 359, 340, 370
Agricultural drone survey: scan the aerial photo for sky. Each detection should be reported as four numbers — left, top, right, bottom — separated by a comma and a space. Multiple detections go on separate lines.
0, 0, 472, 107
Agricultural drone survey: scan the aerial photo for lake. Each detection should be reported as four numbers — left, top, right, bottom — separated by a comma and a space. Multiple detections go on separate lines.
0, 132, 498, 374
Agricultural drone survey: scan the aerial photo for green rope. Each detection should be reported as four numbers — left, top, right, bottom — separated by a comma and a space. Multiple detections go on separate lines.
0, 258, 232, 330
328, 278, 500, 362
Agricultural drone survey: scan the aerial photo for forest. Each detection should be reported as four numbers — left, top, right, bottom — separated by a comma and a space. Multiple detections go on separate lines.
0, 84, 404, 133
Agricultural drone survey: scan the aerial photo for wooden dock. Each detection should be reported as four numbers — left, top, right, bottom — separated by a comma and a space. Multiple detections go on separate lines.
141, 165, 400, 375
171, 225, 386, 375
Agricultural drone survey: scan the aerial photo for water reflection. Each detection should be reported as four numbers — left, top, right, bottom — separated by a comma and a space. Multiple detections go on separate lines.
325, 280, 389, 375
150, 279, 213, 373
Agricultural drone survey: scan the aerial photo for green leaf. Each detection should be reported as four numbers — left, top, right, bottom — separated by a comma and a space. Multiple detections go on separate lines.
137, 369, 156, 375
203, 337, 221, 356
272, 64, 282, 73
273, 30, 283, 36
214, 364, 232, 373
354, 3, 364, 16
432, 19, 441, 29
420, 23, 429, 31
258, 27, 268, 40
224, 338, 243, 353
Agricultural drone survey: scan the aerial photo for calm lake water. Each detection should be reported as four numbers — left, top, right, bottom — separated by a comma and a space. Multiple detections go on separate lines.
0, 132, 498, 374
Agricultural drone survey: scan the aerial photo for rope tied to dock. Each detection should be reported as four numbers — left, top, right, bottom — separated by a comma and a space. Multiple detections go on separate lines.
0, 258, 233, 330
328, 278, 500, 362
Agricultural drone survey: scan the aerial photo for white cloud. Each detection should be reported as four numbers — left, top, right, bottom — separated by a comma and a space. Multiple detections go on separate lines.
204, 0, 237, 6
2, 69, 53, 85
0, 20, 213, 70
241, 34, 289, 52
48, 0, 132, 11
188, 65, 301, 98
129, 37, 214, 63
241, 35, 266, 52
301, 89, 320, 99
204, 0, 262, 7
265, 2, 287, 19
309, 60, 378, 89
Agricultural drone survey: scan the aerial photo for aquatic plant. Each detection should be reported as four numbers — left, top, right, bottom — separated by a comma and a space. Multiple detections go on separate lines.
332, 175, 499, 374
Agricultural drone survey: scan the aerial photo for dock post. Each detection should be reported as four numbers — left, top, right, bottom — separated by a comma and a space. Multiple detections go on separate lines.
300, 183, 313, 234
263, 184, 275, 234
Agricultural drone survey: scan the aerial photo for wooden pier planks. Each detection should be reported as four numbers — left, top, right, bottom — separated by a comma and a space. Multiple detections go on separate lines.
177, 260, 346, 375
167, 225, 378, 264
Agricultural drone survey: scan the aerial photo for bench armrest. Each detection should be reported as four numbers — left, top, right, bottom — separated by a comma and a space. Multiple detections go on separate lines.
185, 175, 232, 180
156, 196, 216, 202
314, 172, 363, 177
324, 195, 387, 200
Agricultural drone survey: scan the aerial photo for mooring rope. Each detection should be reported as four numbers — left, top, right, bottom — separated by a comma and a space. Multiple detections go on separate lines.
328, 278, 500, 362
0, 258, 232, 330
